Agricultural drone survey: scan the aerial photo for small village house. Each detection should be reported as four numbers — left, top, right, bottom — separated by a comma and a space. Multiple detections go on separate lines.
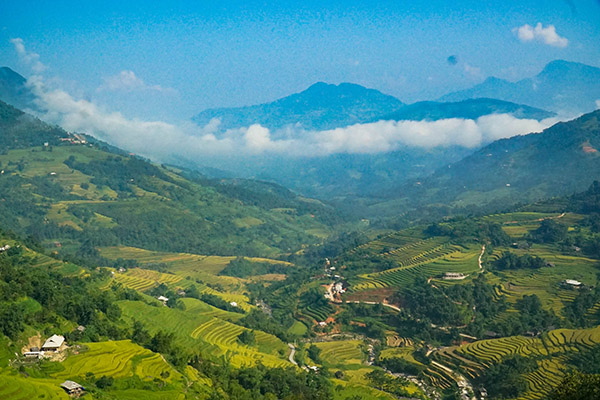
42, 334, 65, 352
60, 380, 85, 395
563, 279, 582, 288
443, 272, 467, 280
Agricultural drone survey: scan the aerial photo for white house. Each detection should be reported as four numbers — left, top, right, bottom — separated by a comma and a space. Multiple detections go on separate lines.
42, 335, 65, 352
564, 279, 582, 287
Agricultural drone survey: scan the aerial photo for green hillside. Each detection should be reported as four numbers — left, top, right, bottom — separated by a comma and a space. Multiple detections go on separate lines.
373, 110, 600, 217
0, 101, 340, 260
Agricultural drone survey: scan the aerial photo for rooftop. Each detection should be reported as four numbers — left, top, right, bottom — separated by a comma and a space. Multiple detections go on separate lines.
61, 380, 84, 391
42, 334, 65, 349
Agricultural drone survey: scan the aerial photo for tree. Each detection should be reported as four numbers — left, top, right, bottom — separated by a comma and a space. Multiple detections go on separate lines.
548, 372, 600, 400
238, 330, 256, 346
0, 303, 24, 339
532, 219, 568, 243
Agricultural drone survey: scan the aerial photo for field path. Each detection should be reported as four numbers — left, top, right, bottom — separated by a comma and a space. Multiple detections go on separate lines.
288, 343, 297, 366
345, 300, 402, 312
478, 245, 485, 271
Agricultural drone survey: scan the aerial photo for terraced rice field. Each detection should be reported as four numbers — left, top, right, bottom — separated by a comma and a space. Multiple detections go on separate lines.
482, 212, 562, 224
118, 300, 289, 369
386, 336, 413, 347
428, 325, 600, 399
181, 298, 244, 321
299, 303, 334, 322
351, 231, 426, 255
99, 246, 291, 276
485, 245, 599, 318
349, 244, 480, 292
54, 340, 179, 381
0, 374, 69, 399
113, 267, 182, 292
379, 346, 423, 366
200, 287, 254, 312
103, 389, 187, 400
314, 340, 365, 366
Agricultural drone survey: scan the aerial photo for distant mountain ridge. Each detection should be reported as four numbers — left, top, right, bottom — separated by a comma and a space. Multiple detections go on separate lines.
193, 82, 405, 131
439, 60, 600, 114
193, 81, 556, 134
375, 98, 555, 122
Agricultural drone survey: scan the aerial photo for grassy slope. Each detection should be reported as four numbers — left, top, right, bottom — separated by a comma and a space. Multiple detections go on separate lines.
0, 143, 332, 258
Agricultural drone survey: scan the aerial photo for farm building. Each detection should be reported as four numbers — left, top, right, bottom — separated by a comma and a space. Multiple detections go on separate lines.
443, 272, 467, 280
23, 350, 44, 359
0, 244, 10, 253
563, 279, 582, 288
42, 334, 65, 352
60, 380, 85, 395
157, 295, 169, 305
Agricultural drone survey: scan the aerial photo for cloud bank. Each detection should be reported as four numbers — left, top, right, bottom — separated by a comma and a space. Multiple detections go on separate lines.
98, 70, 177, 94
514, 23, 569, 48
27, 72, 558, 159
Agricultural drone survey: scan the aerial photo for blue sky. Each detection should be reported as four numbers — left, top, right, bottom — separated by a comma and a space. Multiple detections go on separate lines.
1, 0, 599, 122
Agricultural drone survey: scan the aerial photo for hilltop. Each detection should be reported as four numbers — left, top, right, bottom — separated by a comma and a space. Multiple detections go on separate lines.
0, 66, 37, 112
193, 81, 404, 131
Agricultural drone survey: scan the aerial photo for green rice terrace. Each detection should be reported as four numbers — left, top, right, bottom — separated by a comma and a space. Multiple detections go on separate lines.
428, 325, 600, 399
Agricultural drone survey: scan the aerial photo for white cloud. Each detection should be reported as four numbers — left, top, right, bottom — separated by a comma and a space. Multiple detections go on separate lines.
10, 38, 47, 73
514, 23, 569, 48
98, 70, 177, 94
26, 73, 560, 160
14, 39, 561, 162
596, 100, 600, 109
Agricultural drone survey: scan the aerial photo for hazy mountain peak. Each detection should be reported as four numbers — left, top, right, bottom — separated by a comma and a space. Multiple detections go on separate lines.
0, 66, 36, 111
439, 60, 600, 114
193, 81, 404, 131
0, 66, 26, 83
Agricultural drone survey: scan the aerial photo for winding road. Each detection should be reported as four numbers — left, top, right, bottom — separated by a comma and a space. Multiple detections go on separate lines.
478, 244, 485, 271
288, 343, 297, 366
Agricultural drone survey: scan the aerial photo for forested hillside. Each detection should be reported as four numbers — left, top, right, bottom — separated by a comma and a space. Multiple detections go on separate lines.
371, 109, 600, 218
0, 100, 340, 261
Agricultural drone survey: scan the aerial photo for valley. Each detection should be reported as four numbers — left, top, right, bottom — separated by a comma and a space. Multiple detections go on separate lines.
0, 33, 599, 400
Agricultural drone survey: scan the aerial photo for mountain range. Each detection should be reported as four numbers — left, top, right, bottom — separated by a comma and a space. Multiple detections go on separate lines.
439, 60, 600, 115
193, 82, 556, 134
1, 60, 599, 203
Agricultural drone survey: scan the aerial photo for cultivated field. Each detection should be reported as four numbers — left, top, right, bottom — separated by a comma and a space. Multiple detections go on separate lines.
428, 325, 600, 399
118, 300, 289, 369
349, 242, 481, 293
